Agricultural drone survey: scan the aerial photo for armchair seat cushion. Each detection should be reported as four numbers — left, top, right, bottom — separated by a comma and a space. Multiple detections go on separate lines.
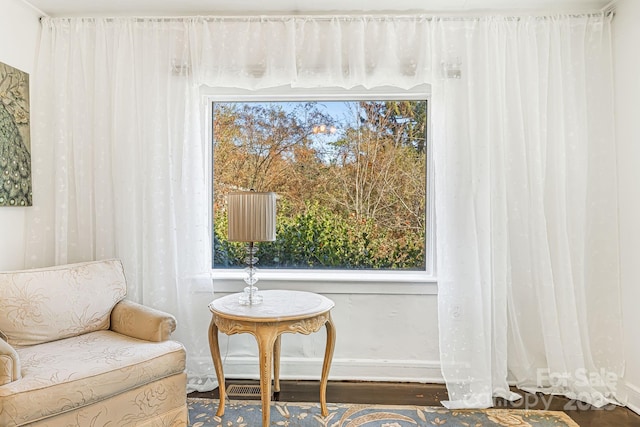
0, 330, 186, 426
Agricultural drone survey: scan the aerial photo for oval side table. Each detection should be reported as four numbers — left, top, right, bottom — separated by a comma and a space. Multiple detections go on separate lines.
208, 290, 336, 427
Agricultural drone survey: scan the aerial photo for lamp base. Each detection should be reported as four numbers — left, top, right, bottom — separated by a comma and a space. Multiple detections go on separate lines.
239, 285, 263, 305
238, 242, 263, 305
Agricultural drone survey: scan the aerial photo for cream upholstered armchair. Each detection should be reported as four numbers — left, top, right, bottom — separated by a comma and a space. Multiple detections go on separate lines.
0, 259, 188, 427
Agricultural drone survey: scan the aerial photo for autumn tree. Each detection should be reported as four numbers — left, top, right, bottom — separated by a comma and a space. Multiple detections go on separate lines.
323, 101, 426, 236
212, 100, 427, 270
213, 102, 333, 212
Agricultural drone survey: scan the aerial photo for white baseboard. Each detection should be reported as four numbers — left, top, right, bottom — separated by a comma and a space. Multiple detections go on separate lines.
190, 356, 443, 384
626, 381, 640, 415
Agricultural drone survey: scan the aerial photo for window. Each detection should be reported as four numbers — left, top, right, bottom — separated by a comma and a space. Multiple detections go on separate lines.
211, 97, 431, 274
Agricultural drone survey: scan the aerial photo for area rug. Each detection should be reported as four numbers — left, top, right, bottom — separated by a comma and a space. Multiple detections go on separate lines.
187, 398, 580, 426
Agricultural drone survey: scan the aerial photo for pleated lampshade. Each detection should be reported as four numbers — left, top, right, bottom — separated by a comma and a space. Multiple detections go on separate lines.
227, 191, 277, 242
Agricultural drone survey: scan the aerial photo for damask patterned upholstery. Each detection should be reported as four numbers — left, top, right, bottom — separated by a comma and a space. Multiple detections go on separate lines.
0, 259, 188, 427
0, 259, 127, 346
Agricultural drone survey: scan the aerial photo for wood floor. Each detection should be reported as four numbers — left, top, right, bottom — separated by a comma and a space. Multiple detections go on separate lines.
188, 380, 640, 426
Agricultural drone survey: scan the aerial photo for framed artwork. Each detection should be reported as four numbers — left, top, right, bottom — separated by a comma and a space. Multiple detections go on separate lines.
0, 61, 31, 206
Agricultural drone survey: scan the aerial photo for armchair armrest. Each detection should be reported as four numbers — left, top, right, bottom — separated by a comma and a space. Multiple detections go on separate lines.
110, 300, 177, 342
0, 338, 21, 385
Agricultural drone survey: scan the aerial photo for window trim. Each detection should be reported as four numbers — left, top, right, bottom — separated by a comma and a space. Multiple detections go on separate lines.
211, 269, 437, 295
204, 84, 436, 292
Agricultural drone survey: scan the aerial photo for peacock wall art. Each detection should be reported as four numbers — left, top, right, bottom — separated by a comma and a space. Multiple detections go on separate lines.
0, 61, 31, 207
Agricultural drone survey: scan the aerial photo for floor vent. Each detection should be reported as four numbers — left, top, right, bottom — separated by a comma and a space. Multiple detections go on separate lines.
226, 384, 263, 397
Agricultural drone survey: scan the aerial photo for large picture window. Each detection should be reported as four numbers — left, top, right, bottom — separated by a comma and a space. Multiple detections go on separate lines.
212, 99, 428, 271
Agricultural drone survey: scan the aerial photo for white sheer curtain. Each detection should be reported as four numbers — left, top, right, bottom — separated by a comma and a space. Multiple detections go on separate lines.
188, 16, 436, 89
27, 14, 624, 405
27, 18, 216, 391
434, 15, 624, 408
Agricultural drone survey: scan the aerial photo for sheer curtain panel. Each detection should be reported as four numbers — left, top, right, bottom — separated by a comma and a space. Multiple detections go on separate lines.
434, 15, 625, 408
27, 18, 215, 391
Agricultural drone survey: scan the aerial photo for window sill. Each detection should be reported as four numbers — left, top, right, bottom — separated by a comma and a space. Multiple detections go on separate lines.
208, 269, 438, 295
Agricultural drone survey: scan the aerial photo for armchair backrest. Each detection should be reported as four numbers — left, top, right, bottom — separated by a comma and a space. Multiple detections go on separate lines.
0, 259, 127, 346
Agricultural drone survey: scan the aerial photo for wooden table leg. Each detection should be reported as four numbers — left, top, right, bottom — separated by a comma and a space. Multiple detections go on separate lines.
273, 335, 281, 392
256, 327, 278, 427
320, 314, 336, 416
207, 316, 226, 417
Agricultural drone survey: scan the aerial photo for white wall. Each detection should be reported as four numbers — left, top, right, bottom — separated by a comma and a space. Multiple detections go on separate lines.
613, 0, 640, 415
0, 0, 41, 271
200, 284, 442, 384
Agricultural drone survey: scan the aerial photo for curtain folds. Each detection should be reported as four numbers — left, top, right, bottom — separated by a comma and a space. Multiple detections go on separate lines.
28, 14, 624, 404
433, 15, 624, 408
28, 18, 216, 391
189, 17, 435, 89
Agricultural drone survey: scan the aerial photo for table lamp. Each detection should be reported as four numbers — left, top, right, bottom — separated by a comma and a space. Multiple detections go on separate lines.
227, 190, 277, 305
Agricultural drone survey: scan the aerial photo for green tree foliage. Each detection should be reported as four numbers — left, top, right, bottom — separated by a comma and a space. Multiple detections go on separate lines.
214, 201, 424, 269
212, 100, 427, 270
